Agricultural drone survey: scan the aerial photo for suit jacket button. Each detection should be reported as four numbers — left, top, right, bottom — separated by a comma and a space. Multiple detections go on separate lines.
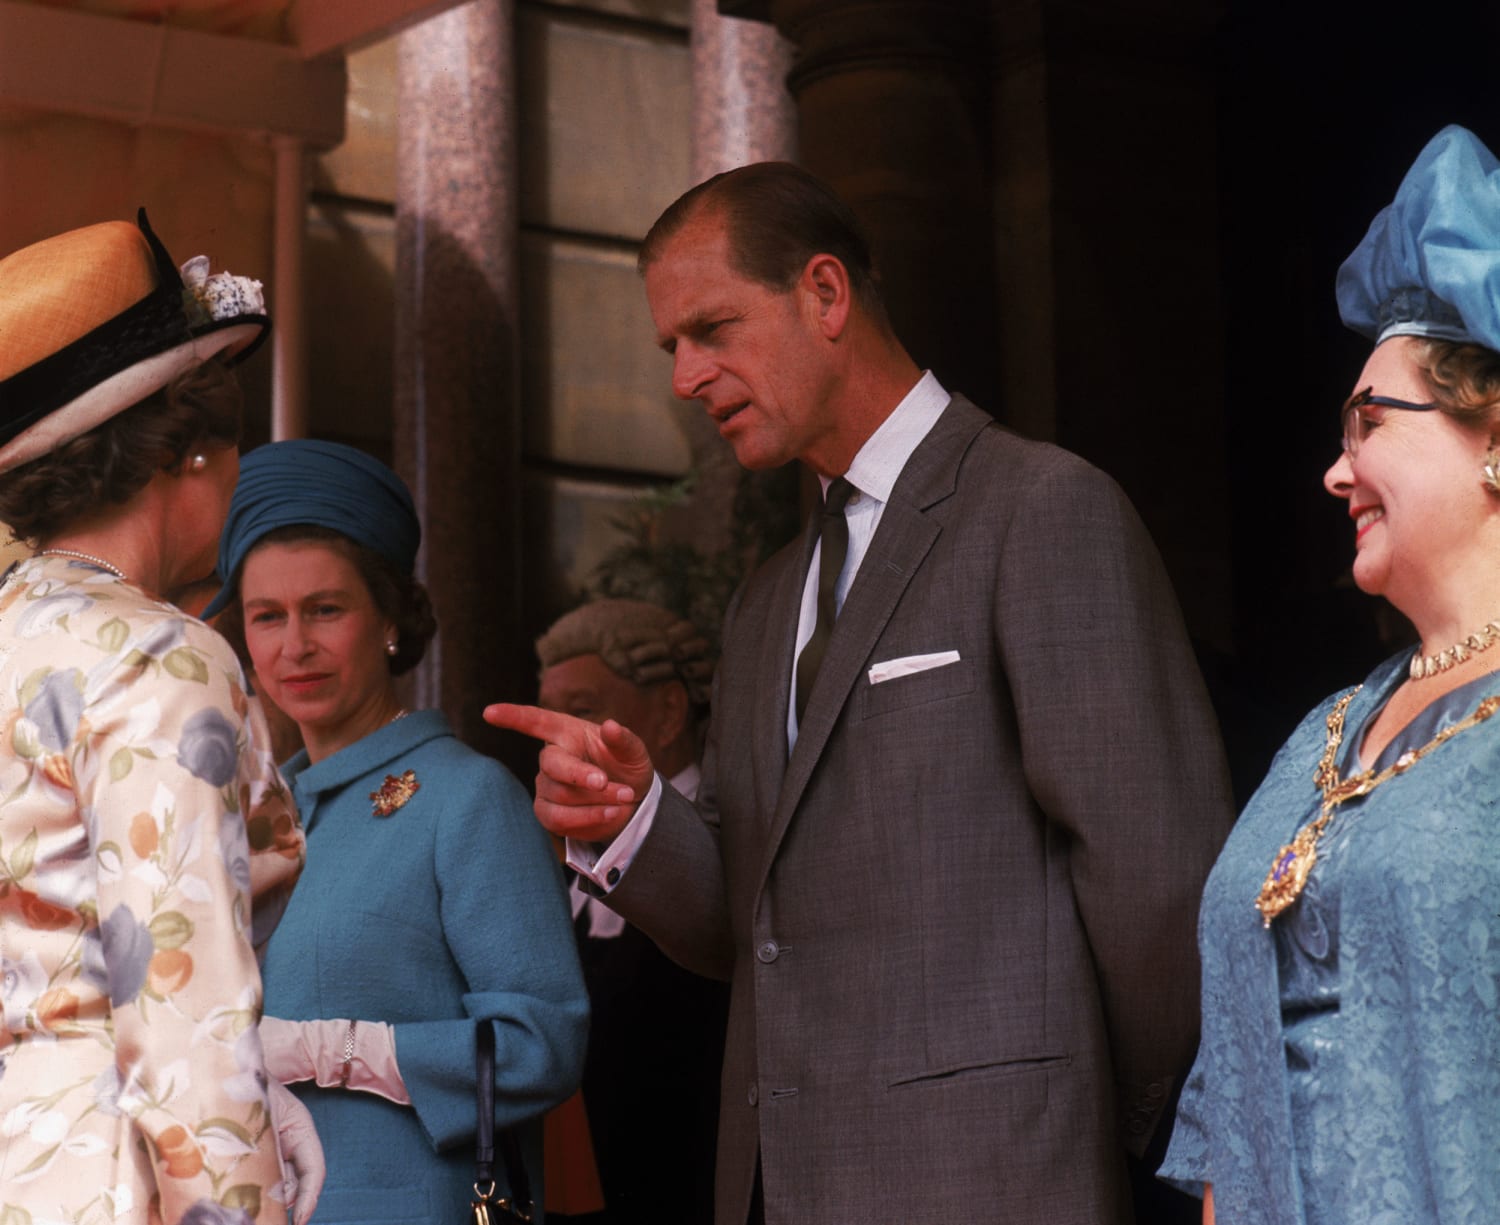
605, 867, 620, 887
756, 940, 780, 963
748, 1084, 759, 1107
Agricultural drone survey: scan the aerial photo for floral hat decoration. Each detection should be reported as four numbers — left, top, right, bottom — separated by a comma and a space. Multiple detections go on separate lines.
0, 208, 268, 475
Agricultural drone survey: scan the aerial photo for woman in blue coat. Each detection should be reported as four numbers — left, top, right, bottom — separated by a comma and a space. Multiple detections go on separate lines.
207, 439, 588, 1223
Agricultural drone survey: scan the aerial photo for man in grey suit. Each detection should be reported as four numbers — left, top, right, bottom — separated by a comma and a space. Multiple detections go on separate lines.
489, 163, 1233, 1224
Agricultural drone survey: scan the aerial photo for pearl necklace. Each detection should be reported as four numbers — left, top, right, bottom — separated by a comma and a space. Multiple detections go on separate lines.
1409, 620, 1500, 680
41, 548, 128, 581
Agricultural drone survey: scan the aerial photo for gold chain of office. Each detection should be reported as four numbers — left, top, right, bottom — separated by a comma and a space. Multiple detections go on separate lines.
1254, 684, 1500, 926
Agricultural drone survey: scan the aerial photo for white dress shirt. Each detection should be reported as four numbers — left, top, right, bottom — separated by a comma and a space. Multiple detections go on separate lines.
569, 763, 700, 937
570, 371, 950, 890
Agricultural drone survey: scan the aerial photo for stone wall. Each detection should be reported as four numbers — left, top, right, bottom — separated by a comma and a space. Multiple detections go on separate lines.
299, 0, 696, 737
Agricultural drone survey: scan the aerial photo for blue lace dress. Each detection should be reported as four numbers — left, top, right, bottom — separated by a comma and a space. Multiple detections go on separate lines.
1161, 651, 1500, 1224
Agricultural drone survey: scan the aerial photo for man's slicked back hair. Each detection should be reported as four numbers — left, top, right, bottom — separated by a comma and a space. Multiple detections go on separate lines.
639, 162, 888, 324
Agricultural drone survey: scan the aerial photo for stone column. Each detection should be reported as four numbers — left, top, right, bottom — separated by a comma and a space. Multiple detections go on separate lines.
744, 0, 1228, 652
394, 0, 526, 763
692, 0, 798, 181
678, 1, 803, 557
270, 135, 308, 441
767, 0, 998, 412
989, 0, 1230, 652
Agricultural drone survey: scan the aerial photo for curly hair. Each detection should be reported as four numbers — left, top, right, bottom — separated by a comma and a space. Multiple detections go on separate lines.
0, 360, 242, 544
1412, 338, 1500, 426
215, 524, 437, 677
535, 598, 715, 720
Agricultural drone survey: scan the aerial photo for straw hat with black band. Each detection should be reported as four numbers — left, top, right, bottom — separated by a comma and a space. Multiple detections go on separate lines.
0, 208, 268, 475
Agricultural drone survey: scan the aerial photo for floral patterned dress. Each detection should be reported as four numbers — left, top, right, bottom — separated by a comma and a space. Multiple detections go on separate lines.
0, 555, 305, 1225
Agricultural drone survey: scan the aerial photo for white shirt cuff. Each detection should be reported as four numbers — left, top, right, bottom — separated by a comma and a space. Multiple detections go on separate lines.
565, 771, 662, 892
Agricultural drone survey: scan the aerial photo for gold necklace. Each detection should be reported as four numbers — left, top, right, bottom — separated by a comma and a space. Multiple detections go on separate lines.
1255, 685, 1500, 926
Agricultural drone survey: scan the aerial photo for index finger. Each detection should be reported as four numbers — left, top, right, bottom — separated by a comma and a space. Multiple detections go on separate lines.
483, 702, 580, 747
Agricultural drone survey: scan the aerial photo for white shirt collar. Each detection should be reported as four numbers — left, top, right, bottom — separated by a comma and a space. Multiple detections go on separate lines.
667, 761, 701, 801
818, 370, 949, 501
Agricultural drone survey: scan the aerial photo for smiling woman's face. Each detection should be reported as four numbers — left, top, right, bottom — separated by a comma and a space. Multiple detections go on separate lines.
239, 539, 397, 762
1323, 336, 1496, 616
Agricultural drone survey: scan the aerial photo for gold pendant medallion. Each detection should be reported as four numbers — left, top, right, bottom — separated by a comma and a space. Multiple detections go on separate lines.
1255, 826, 1319, 926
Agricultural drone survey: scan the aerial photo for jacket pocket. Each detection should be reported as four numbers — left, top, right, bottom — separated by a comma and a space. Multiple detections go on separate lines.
887, 1053, 1070, 1090
859, 654, 976, 720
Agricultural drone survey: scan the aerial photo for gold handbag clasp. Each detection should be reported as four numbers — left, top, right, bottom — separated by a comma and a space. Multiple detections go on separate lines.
471, 1180, 497, 1225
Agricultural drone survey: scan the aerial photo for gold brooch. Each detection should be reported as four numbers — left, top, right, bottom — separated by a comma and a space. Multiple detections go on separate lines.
370, 769, 420, 817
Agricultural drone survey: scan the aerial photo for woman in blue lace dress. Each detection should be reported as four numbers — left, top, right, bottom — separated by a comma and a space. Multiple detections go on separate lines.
1160, 125, 1500, 1224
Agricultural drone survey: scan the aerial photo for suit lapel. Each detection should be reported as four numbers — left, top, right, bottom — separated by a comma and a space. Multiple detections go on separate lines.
755, 397, 993, 888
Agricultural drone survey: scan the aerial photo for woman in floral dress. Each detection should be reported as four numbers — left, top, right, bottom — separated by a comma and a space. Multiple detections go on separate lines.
0, 214, 318, 1224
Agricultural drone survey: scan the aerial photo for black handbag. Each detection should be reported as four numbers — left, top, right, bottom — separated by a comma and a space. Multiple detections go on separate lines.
470, 1021, 534, 1225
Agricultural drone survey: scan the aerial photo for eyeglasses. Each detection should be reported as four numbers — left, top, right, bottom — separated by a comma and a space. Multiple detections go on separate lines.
1340, 385, 1439, 456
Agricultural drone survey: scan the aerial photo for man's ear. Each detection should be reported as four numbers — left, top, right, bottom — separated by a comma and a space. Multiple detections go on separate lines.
652, 679, 690, 750
800, 253, 852, 340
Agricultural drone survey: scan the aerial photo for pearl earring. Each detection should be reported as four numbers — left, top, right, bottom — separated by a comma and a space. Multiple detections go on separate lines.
386, 640, 398, 656
189, 454, 207, 472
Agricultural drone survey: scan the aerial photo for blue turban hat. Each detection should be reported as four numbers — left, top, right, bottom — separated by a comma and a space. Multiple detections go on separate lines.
1337, 125, 1500, 351
203, 439, 420, 617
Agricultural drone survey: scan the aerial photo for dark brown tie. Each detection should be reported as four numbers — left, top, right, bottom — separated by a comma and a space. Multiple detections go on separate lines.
794, 477, 854, 724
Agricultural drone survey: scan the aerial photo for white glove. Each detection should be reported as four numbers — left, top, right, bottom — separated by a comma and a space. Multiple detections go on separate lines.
260, 1015, 412, 1105
267, 1078, 325, 1225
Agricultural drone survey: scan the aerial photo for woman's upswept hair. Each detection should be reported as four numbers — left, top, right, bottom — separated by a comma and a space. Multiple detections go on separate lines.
0, 359, 242, 544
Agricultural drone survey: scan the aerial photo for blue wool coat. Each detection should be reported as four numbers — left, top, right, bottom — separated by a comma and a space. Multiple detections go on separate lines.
1161, 652, 1500, 1223
260, 710, 588, 1224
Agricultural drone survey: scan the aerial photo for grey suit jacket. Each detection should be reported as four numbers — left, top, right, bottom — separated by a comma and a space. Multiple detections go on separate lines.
608, 395, 1233, 1224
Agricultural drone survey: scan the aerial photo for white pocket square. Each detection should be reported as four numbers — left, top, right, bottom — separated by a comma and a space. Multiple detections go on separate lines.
867, 650, 961, 685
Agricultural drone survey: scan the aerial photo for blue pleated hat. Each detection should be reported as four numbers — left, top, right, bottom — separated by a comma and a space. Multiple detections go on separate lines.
1338, 125, 1500, 351
203, 439, 419, 617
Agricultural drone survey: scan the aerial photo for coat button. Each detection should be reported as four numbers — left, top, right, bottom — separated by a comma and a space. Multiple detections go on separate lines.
605, 867, 620, 887
756, 940, 780, 963
747, 1084, 759, 1107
